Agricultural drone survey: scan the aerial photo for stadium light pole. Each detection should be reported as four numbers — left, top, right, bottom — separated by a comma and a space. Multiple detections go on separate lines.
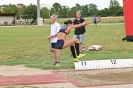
37, 0, 40, 18
37, 0, 42, 25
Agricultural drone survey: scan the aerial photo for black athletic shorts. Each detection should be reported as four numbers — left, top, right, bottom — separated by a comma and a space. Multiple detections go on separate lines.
94, 21, 97, 24
55, 39, 64, 49
51, 43, 56, 48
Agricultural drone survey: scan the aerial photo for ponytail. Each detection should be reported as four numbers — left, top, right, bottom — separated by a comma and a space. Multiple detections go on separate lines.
64, 20, 72, 25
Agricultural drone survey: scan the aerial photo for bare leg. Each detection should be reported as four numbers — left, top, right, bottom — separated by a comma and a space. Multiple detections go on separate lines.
55, 49, 60, 62
80, 42, 83, 53
62, 38, 81, 62
62, 38, 79, 49
52, 48, 58, 62
99, 22, 101, 26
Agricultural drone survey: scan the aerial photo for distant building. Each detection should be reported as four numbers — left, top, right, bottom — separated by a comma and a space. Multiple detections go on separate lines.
16, 3, 25, 8
0, 13, 16, 26
40, 4, 53, 9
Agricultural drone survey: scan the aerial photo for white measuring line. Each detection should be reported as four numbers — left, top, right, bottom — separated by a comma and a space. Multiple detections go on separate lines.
74, 59, 133, 70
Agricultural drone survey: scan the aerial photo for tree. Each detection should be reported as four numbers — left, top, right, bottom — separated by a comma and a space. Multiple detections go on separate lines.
98, 8, 111, 17
117, 7, 123, 16
61, 6, 70, 18
41, 7, 49, 19
72, 4, 89, 17
88, 3, 98, 16
80, 4, 89, 17
17, 5, 25, 19
67, 6, 78, 17
23, 4, 37, 23
109, 0, 121, 16
75, 3, 81, 11
3, 4, 18, 13
50, 8, 55, 15
3, 4, 19, 17
52, 2, 63, 17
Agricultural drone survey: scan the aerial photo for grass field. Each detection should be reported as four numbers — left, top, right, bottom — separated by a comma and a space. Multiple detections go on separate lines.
0, 23, 133, 70
44, 16, 124, 25
17, 16, 124, 25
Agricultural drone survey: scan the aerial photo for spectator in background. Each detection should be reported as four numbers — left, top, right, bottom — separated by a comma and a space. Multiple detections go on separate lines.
19, 17, 23, 26
93, 16, 97, 27
47, 15, 61, 66
98, 15, 101, 26
73, 11, 86, 56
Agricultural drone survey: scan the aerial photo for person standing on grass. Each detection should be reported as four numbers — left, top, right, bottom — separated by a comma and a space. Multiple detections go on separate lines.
19, 17, 23, 26
47, 15, 61, 66
73, 11, 86, 55
98, 15, 101, 26
93, 16, 97, 27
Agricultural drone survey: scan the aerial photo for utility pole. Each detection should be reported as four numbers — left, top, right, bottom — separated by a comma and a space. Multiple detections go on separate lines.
37, 0, 43, 25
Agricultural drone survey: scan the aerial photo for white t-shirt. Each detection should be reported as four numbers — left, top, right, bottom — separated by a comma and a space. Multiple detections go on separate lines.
50, 22, 61, 43
20, 18, 22, 22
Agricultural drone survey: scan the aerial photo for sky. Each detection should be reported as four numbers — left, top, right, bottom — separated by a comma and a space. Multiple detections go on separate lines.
0, 0, 123, 10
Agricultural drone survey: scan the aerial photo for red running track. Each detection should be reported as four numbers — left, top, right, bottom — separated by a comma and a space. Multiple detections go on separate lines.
0, 71, 85, 87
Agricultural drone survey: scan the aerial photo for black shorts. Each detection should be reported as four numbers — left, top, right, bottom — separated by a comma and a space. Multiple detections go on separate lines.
51, 43, 56, 48
94, 21, 97, 24
55, 39, 64, 49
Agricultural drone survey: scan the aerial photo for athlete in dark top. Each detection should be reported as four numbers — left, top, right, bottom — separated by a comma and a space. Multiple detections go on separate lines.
73, 12, 86, 54
55, 20, 90, 62
74, 18, 85, 35
93, 16, 97, 27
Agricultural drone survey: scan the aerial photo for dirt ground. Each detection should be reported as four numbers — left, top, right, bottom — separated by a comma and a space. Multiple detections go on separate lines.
1, 65, 133, 88
0, 65, 52, 76
61, 68, 133, 85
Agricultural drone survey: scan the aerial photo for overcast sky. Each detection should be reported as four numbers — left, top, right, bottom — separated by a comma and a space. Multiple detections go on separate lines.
0, 0, 123, 10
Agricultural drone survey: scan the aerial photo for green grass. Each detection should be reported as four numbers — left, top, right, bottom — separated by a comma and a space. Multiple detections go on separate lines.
16, 16, 124, 25
44, 16, 124, 25
0, 23, 133, 70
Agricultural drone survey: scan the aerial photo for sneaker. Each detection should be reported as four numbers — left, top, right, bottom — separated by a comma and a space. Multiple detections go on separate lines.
55, 62, 61, 66
77, 53, 86, 59
73, 58, 80, 62
53, 62, 57, 65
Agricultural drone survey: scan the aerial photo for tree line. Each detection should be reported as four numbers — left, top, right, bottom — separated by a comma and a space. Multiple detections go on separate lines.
1, 0, 123, 20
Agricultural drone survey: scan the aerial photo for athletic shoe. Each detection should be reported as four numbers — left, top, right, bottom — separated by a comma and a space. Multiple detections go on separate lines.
55, 62, 61, 66
77, 53, 86, 59
73, 58, 80, 62
53, 62, 57, 65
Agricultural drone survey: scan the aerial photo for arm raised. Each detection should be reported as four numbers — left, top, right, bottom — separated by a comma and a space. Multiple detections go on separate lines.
70, 21, 86, 29
70, 21, 91, 29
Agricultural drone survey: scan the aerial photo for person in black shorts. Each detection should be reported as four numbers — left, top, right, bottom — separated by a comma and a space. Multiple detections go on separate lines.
93, 16, 97, 27
47, 15, 61, 66
19, 17, 23, 26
